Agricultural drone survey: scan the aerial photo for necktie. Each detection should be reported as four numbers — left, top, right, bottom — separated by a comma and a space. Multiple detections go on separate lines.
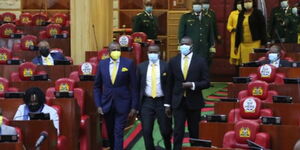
151, 63, 157, 98
111, 61, 117, 84
183, 56, 189, 80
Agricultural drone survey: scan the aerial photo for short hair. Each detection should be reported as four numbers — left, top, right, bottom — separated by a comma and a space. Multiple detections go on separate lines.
148, 44, 160, 51
181, 36, 193, 43
270, 45, 281, 53
193, 0, 201, 5
108, 41, 120, 50
38, 40, 50, 48
144, 1, 153, 6
23, 87, 45, 105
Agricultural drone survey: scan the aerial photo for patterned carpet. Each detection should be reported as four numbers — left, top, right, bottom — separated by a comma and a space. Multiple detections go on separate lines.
122, 82, 229, 150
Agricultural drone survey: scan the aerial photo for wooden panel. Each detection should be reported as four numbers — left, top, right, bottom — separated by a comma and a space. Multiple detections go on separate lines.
119, 0, 143, 9
22, 0, 45, 9
167, 25, 179, 36
154, 11, 167, 35
167, 50, 179, 59
168, 36, 179, 45
169, 0, 190, 10
47, 0, 70, 9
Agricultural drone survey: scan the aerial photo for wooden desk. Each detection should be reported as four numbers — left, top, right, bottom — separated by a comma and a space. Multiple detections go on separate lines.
250, 52, 300, 61
0, 142, 24, 150
227, 83, 300, 103
11, 81, 55, 92
10, 120, 57, 150
239, 67, 300, 78
214, 102, 300, 125
199, 122, 300, 150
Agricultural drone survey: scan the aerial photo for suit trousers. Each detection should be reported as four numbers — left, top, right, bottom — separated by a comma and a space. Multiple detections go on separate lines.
141, 97, 172, 150
173, 98, 201, 150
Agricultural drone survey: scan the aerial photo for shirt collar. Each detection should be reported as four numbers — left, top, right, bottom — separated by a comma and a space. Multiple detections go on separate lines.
182, 52, 193, 60
41, 54, 52, 60
144, 11, 152, 16
110, 58, 120, 64
149, 60, 160, 66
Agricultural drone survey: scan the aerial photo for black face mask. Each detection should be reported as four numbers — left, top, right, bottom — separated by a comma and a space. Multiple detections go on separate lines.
28, 103, 42, 112
39, 47, 50, 57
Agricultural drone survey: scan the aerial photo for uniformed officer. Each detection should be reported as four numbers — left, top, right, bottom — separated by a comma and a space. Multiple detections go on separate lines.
178, 0, 215, 66
133, 1, 159, 39
202, 0, 221, 42
268, 0, 296, 43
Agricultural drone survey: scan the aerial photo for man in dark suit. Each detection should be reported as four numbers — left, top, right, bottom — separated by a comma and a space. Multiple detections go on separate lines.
93, 42, 138, 150
166, 36, 210, 150
137, 45, 172, 150
32, 41, 67, 65
258, 45, 292, 67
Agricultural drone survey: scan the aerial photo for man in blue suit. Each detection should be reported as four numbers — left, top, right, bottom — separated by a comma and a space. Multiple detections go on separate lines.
93, 42, 138, 150
32, 41, 67, 65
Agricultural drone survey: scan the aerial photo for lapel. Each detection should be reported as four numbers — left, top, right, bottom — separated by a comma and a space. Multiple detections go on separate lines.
38, 56, 43, 64
176, 55, 185, 80
142, 61, 149, 87
114, 58, 123, 85
186, 54, 196, 80
159, 60, 164, 77
103, 59, 112, 85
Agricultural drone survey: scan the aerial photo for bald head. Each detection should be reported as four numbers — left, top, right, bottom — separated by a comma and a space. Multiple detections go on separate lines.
108, 42, 121, 52
269, 45, 281, 54
38, 41, 50, 49
148, 45, 160, 54
180, 37, 193, 46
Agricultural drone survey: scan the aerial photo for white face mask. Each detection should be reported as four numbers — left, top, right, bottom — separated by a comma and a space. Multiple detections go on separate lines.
292, 7, 298, 15
268, 53, 279, 62
244, 2, 253, 10
280, 1, 288, 9
193, 4, 202, 13
179, 45, 191, 55
237, 4, 243, 11
202, 4, 210, 10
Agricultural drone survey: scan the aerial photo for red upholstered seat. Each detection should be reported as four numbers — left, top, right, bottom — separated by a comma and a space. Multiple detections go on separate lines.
223, 120, 270, 149
118, 34, 142, 64
32, 13, 48, 26
51, 105, 68, 150
50, 13, 69, 27
228, 97, 273, 123
0, 23, 16, 38
16, 13, 32, 26
1, 12, 16, 23
13, 35, 38, 51
132, 32, 148, 43
0, 48, 12, 64
249, 64, 285, 84
39, 24, 69, 39
69, 62, 97, 82
10, 62, 47, 82
0, 77, 19, 97
238, 80, 278, 103
88, 48, 109, 65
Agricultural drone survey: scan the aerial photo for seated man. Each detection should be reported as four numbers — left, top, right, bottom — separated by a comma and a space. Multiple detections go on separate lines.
32, 41, 67, 65
13, 87, 59, 134
0, 108, 17, 135
258, 45, 292, 68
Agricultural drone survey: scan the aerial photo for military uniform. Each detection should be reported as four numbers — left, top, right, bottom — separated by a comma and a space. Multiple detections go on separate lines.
133, 11, 158, 39
269, 7, 296, 43
178, 12, 215, 64
204, 9, 220, 41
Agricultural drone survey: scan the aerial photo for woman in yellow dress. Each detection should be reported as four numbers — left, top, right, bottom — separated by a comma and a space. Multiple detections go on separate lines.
235, 0, 267, 64
227, 0, 243, 65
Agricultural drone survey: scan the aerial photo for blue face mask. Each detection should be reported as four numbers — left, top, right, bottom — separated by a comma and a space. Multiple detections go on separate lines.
145, 6, 153, 13
202, 4, 210, 10
148, 53, 159, 63
268, 53, 279, 62
193, 5, 202, 13
180, 45, 191, 55
281, 1, 288, 9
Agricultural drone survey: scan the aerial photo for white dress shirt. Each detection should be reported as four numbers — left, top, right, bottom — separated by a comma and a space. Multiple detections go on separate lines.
145, 60, 164, 97
270, 59, 280, 68
42, 54, 54, 66
109, 58, 120, 77
13, 104, 60, 135
181, 53, 195, 90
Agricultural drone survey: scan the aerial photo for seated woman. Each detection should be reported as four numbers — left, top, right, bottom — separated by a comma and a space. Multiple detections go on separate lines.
13, 87, 59, 134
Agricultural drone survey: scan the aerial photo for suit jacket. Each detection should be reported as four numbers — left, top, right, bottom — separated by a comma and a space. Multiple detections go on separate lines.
137, 60, 168, 109
1, 124, 17, 135
93, 57, 138, 114
32, 52, 67, 65
166, 54, 210, 110
259, 59, 292, 67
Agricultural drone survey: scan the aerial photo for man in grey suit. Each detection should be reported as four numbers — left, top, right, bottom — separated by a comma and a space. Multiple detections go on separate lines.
0, 108, 17, 135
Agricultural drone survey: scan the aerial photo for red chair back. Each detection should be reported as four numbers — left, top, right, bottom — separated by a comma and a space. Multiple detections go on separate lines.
239, 97, 262, 119
20, 35, 38, 51
55, 78, 75, 92
247, 80, 269, 100
51, 13, 68, 26
97, 48, 109, 60
0, 77, 9, 97
0, 23, 16, 38
32, 13, 48, 26
2, 12, 16, 23
257, 64, 276, 83
78, 62, 97, 75
131, 32, 148, 43
18, 13, 32, 25
234, 120, 259, 144
0, 48, 11, 64
18, 62, 37, 80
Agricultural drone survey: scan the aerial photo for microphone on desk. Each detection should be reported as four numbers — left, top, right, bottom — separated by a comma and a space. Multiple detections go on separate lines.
34, 131, 48, 148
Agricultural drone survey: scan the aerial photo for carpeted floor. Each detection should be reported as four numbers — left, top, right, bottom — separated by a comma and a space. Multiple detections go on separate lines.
122, 82, 228, 150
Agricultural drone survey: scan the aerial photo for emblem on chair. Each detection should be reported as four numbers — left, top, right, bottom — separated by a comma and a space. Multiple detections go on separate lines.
23, 69, 33, 77
81, 63, 93, 75
3, 16, 12, 22
21, 17, 30, 24
260, 65, 272, 78
35, 19, 43, 26
0, 83, 4, 92
25, 40, 34, 48
243, 98, 257, 113
49, 28, 58, 36
119, 35, 129, 47
0, 53, 7, 61
59, 83, 70, 92
4, 28, 13, 36
252, 87, 263, 96
239, 127, 251, 138
134, 37, 142, 43
55, 17, 63, 24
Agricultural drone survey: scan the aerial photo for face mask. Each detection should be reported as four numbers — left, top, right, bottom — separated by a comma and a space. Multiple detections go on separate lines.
180, 45, 191, 55
148, 53, 159, 63
193, 4, 202, 13
145, 6, 153, 13
39, 47, 50, 57
237, 4, 243, 11
244, 2, 253, 10
110, 51, 121, 60
28, 104, 41, 112
292, 7, 298, 15
280, 1, 288, 9
268, 53, 279, 62
202, 4, 210, 10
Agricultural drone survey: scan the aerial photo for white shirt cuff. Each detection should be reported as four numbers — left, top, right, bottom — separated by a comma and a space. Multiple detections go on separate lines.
191, 82, 195, 90
164, 104, 170, 107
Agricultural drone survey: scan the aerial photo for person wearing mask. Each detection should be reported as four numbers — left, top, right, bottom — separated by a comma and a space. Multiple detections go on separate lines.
0, 108, 17, 135
93, 42, 138, 150
166, 36, 210, 150
137, 45, 172, 150
13, 87, 60, 134
227, 0, 243, 65
258, 45, 292, 67
269, 0, 296, 43
178, 0, 215, 66
32, 41, 67, 65
202, 0, 221, 43
290, 2, 300, 44
235, 0, 267, 64
133, 1, 159, 39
